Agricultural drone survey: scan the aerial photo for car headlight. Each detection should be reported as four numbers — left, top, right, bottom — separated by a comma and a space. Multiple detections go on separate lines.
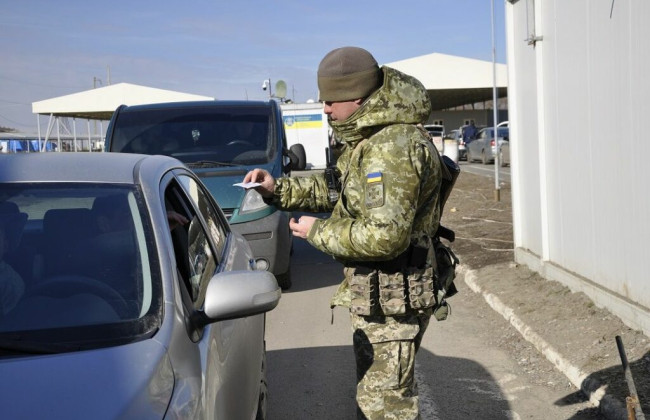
239, 188, 269, 214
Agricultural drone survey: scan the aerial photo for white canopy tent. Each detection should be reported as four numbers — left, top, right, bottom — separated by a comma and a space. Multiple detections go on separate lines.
31, 83, 214, 151
385, 52, 508, 110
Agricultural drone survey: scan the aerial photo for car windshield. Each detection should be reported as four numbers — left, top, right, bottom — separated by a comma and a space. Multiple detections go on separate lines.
111, 105, 275, 166
0, 184, 161, 351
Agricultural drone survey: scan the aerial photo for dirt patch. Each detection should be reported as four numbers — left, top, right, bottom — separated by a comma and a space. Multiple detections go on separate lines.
441, 173, 514, 268
443, 170, 650, 417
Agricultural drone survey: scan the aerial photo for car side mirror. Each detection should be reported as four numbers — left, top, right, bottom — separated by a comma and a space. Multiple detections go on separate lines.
198, 270, 281, 325
284, 148, 299, 172
288, 143, 306, 171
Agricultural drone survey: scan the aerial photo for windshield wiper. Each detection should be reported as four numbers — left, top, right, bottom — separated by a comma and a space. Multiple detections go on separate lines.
186, 160, 238, 168
0, 337, 80, 355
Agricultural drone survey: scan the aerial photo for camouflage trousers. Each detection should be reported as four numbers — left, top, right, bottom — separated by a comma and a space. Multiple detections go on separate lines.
351, 312, 431, 420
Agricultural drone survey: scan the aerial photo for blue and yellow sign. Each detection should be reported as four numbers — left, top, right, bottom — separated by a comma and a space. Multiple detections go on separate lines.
283, 114, 323, 129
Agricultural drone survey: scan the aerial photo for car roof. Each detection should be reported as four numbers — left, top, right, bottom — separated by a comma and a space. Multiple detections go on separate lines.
0, 152, 184, 184
119, 100, 275, 113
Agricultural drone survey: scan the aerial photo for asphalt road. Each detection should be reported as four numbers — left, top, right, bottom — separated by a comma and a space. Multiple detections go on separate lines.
264, 212, 603, 419
458, 159, 511, 182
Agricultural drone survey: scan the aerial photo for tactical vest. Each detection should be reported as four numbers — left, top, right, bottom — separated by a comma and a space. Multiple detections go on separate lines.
344, 137, 460, 321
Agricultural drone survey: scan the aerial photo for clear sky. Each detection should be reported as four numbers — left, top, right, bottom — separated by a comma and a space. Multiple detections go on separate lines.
0, 0, 507, 133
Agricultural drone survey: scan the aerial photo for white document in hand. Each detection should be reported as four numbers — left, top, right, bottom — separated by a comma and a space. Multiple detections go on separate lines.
232, 182, 261, 189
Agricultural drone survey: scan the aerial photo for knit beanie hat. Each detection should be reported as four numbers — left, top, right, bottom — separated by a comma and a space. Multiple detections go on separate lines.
317, 46, 383, 102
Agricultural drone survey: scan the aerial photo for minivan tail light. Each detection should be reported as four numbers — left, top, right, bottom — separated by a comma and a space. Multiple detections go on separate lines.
490, 139, 495, 147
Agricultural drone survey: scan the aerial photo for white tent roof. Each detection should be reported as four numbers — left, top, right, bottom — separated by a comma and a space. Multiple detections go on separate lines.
385, 53, 508, 110
32, 82, 214, 120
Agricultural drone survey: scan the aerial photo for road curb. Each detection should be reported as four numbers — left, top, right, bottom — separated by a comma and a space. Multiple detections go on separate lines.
461, 265, 628, 420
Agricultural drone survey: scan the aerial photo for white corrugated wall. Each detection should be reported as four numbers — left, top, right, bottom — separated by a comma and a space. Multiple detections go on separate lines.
506, 0, 650, 335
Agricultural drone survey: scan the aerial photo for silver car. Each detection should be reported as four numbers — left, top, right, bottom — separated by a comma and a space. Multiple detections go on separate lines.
499, 140, 510, 167
466, 126, 509, 165
0, 152, 280, 419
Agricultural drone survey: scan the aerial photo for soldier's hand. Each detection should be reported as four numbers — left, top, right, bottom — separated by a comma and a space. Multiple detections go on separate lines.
243, 168, 275, 198
289, 216, 316, 239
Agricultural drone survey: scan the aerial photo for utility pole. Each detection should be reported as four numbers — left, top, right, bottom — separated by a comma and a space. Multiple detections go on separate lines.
93, 77, 103, 141
491, 0, 501, 202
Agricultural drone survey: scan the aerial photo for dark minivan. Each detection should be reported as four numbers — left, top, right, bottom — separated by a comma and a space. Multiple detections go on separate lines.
105, 100, 303, 289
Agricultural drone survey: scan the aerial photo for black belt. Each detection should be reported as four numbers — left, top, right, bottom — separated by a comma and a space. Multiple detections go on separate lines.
347, 245, 428, 274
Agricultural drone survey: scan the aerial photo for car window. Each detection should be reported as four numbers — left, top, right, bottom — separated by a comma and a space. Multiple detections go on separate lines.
111, 105, 275, 166
0, 184, 160, 339
164, 178, 219, 308
176, 174, 228, 259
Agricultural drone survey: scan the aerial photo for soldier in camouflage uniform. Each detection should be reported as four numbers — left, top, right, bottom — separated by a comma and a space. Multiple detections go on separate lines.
244, 46, 442, 419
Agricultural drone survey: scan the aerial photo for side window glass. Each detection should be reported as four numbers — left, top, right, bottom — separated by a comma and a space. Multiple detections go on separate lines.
186, 215, 216, 305
176, 174, 228, 260
164, 180, 216, 307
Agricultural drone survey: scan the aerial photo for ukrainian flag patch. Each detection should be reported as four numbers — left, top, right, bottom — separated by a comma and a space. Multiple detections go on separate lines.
367, 172, 382, 183
365, 172, 384, 208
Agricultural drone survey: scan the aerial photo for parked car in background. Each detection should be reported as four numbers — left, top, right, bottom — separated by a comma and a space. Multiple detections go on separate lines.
443, 129, 466, 160
497, 121, 510, 167
0, 153, 280, 419
499, 139, 510, 167
105, 100, 302, 289
424, 124, 445, 152
466, 126, 510, 165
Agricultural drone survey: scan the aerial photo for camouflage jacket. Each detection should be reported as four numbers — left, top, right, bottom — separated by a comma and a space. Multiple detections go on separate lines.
269, 66, 442, 309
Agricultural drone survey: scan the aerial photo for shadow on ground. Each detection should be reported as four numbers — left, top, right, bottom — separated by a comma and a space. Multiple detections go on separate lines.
267, 344, 512, 419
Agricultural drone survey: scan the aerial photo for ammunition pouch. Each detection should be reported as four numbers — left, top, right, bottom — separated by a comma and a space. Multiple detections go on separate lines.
408, 266, 436, 310
346, 240, 459, 320
378, 271, 406, 315
346, 245, 433, 316
347, 267, 378, 316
